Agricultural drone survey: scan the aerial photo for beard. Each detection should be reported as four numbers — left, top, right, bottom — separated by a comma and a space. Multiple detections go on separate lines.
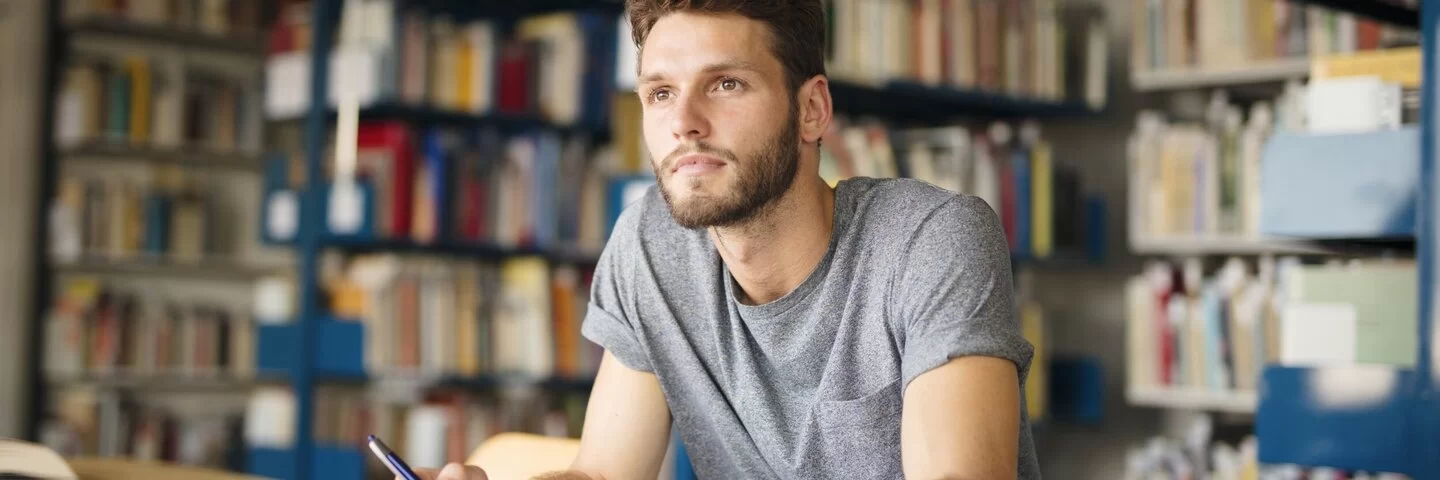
654, 108, 801, 230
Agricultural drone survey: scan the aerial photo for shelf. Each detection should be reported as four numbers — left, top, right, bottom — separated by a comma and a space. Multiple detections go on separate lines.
1287, 0, 1420, 29
1130, 235, 1330, 256
47, 374, 262, 391
321, 236, 602, 265
438, 374, 595, 393
59, 143, 264, 171
1132, 57, 1311, 91
306, 371, 595, 392
53, 256, 289, 280
1126, 386, 1257, 414
828, 79, 1101, 122
64, 18, 266, 55
271, 103, 611, 138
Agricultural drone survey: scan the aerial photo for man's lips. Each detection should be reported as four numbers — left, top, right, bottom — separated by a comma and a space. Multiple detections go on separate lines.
672, 154, 727, 175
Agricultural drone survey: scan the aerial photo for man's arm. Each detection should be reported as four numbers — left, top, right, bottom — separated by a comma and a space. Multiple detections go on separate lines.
900, 355, 1020, 480
413, 351, 672, 480
539, 351, 673, 479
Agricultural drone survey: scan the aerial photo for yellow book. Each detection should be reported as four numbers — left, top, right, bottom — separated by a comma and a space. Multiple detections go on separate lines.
329, 280, 368, 318
455, 264, 480, 376
1020, 302, 1046, 421
611, 93, 645, 173
126, 57, 151, 145
455, 34, 473, 111
1312, 46, 1421, 88
1030, 141, 1052, 258
1249, 0, 1275, 61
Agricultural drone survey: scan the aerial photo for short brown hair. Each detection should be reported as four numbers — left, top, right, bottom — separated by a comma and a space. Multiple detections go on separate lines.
626, 0, 827, 95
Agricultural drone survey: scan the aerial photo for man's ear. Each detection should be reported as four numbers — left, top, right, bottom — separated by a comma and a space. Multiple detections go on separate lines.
797, 75, 833, 146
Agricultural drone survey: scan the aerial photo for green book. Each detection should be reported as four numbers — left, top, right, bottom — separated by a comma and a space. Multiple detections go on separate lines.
106, 67, 130, 143
1291, 262, 1418, 368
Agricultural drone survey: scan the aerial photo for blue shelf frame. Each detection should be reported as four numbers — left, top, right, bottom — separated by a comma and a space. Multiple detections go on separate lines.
1416, 0, 1439, 474
1253, 1, 1437, 477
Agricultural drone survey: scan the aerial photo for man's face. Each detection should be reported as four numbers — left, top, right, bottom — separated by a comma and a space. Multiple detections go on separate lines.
636, 12, 800, 229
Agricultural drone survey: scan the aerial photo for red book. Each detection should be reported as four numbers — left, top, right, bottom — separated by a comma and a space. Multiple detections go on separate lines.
497, 40, 536, 114
992, 140, 1016, 249
940, 0, 952, 84
357, 122, 416, 238
1358, 20, 1382, 51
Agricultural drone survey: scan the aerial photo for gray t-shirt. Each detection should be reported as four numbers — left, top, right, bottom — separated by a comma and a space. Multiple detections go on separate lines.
581, 177, 1039, 479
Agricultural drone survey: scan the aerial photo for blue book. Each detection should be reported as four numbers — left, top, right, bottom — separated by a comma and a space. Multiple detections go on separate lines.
607, 175, 657, 240
532, 132, 563, 248
421, 129, 454, 242
143, 193, 170, 254
578, 12, 621, 131
1011, 148, 1031, 259
106, 68, 129, 143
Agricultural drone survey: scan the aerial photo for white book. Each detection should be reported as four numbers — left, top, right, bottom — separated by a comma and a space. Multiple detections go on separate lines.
952, 0, 976, 88
1084, 15, 1108, 108
1337, 13, 1357, 53
430, 17, 457, 109
1125, 275, 1157, 389
405, 405, 451, 469
467, 22, 495, 113
971, 137, 1001, 216
919, 0, 944, 85
615, 14, 638, 90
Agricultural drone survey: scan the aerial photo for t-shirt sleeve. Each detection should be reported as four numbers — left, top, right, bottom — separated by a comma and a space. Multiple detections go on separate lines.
580, 200, 655, 373
896, 195, 1034, 392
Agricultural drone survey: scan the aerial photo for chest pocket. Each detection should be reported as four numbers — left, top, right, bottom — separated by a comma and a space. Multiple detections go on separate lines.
812, 378, 905, 477
815, 378, 903, 431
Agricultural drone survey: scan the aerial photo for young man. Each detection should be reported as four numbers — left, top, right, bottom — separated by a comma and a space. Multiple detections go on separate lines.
416, 0, 1038, 478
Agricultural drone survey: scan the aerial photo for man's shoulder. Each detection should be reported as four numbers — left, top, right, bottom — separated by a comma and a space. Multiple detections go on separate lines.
843, 177, 1001, 236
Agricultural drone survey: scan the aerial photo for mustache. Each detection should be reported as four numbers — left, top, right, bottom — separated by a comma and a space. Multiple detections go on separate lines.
662, 142, 739, 170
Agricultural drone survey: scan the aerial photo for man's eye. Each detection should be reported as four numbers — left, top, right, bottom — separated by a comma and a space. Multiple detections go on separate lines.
719, 78, 740, 91
649, 88, 672, 103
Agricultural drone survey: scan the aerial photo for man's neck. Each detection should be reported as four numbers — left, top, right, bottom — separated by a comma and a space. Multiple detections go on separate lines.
709, 176, 836, 306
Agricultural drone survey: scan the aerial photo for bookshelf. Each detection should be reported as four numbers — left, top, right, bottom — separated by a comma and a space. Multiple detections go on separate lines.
1124, 0, 1437, 477
28, 0, 284, 475
248, 0, 1117, 478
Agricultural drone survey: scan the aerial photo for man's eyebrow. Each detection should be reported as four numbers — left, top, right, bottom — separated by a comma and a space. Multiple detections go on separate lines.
637, 60, 765, 85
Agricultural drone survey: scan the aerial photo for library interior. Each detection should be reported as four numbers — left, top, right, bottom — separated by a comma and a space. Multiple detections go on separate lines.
0, 0, 1433, 479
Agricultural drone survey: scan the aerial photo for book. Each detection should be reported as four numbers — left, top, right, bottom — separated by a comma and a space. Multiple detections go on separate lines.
0, 440, 78, 479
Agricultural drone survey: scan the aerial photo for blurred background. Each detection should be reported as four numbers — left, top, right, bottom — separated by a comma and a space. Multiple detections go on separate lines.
0, 0, 1431, 479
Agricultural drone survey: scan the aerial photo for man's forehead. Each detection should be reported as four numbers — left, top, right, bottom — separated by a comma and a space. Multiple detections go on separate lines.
638, 12, 778, 77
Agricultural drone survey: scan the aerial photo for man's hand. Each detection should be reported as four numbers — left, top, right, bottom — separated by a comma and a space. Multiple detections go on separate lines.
408, 463, 488, 480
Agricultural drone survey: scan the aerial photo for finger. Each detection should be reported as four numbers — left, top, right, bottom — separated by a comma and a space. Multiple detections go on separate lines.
437, 463, 488, 480
406, 467, 440, 480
